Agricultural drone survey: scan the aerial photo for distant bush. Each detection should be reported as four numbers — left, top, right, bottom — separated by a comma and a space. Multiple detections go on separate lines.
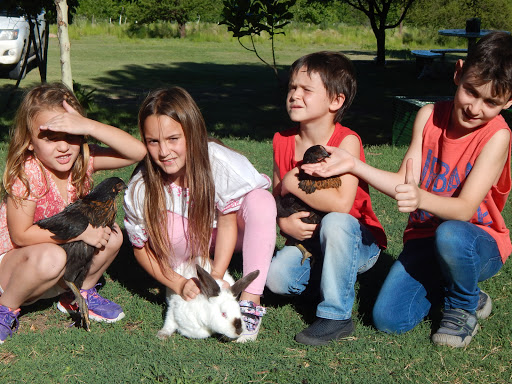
406, 0, 512, 31
56, 20, 478, 52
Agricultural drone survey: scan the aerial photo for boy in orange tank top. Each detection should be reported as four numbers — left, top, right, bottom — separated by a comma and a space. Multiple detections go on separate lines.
302, 32, 512, 348
266, 51, 386, 346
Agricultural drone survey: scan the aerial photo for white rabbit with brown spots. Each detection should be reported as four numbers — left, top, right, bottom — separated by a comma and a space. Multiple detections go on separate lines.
157, 262, 259, 340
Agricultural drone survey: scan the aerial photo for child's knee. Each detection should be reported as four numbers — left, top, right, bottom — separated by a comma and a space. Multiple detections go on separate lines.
435, 221, 468, 252
320, 212, 360, 245
244, 189, 277, 218
321, 212, 357, 234
372, 303, 412, 334
372, 291, 426, 335
265, 263, 289, 294
372, 304, 398, 333
435, 221, 478, 266
105, 226, 123, 254
31, 245, 67, 280
266, 252, 309, 295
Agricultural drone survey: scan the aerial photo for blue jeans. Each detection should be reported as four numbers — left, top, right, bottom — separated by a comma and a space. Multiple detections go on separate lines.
373, 220, 504, 334
266, 212, 381, 320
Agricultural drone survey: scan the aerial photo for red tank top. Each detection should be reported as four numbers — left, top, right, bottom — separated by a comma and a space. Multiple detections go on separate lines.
404, 101, 512, 262
273, 123, 387, 249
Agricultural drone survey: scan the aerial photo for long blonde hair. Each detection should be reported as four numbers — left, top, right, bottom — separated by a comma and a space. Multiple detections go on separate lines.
2, 82, 90, 203
136, 87, 215, 271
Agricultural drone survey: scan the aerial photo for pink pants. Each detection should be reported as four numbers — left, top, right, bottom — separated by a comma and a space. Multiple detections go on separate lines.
167, 188, 276, 295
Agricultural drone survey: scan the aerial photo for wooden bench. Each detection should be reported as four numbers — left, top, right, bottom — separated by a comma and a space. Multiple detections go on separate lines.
410, 50, 443, 79
430, 48, 468, 59
410, 49, 468, 79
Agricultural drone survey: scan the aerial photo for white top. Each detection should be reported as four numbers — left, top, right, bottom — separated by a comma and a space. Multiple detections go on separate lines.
123, 141, 271, 248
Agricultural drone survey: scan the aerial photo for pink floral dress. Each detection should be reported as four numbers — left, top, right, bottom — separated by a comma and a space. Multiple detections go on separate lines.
0, 154, 94, 254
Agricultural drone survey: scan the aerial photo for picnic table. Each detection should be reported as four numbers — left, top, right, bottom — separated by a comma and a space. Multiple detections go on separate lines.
438, 29, 504, 54
391, 96, 512, 145
410, 48, 467, 79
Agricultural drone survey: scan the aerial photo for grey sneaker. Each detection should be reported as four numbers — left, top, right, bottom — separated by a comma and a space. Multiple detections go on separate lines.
432, 308, 479, 348
476, 290, 492, 320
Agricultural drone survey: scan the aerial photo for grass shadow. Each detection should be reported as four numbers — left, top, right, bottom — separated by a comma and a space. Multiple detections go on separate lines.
0, 56, 458, 145
89, 57, 457, 146
356, 250, 395, 326
89, 62, 290, 141
107, 229, 165, 305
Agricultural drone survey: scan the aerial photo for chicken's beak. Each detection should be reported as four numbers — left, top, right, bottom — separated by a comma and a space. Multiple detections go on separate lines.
115, 181, 127, 193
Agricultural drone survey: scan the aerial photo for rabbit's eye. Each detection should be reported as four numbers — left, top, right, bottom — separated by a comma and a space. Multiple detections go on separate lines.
221, 312, 227, 318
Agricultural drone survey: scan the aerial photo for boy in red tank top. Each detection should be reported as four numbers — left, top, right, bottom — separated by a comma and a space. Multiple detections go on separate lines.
302, 32, 512, 348
266, 51, 387, 346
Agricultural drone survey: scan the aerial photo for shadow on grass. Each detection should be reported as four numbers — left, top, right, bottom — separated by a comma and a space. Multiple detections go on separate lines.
259, 247, 397, 328
0, 55, 457, 145
357, 250, 395, 326
107, 229, 165, 305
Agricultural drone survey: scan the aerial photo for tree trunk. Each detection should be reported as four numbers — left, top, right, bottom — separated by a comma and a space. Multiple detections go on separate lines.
179, 22, 186, 38
55, 0, 73, 89
375, 28, 386, 66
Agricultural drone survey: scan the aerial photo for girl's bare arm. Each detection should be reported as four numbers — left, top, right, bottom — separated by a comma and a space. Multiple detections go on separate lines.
133, 244, 200, 301
39, 101, 146, 170
210, 211, 237, 284
301, 104, 431, 198
7, 197, 110, 248
274, 154, 317, 241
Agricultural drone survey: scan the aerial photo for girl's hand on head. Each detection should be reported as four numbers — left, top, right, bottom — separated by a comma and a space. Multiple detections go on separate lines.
76, 224, 112, 248
301, 146, 353, 178
39, 100, 91, 136
395, 158, 420, 213
278, 212, 317, 241
181, 278, 201, 301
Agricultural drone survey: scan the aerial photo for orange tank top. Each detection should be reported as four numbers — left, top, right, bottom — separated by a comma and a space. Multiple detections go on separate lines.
273, 123, 387, 249
404, 101, 512, 262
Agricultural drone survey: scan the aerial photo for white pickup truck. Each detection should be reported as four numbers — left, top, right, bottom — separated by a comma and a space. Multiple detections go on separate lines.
0, 8, 46, 79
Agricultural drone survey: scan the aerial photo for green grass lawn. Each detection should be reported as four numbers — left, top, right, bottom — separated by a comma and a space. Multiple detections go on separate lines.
0, 33, 510, 383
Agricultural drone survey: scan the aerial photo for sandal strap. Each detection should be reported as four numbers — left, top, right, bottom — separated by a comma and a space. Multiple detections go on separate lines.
239, 300, 266, 317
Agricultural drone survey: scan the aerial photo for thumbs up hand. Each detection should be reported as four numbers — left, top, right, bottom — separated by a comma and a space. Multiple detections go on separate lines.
395, 158, 420, 213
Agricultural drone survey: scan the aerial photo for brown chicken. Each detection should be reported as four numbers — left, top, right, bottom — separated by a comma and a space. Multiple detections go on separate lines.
36, 177, 126, 331
276, 145, 341, 263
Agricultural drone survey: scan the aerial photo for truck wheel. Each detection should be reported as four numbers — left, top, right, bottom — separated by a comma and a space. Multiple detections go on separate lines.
8, 41, 27, 80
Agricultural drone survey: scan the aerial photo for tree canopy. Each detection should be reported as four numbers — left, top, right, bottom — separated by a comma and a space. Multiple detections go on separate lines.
67, 0, 512, 32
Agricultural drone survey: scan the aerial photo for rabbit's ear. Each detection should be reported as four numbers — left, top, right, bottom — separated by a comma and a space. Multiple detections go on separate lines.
231, 270, 260, 297
195, 264, 221, 299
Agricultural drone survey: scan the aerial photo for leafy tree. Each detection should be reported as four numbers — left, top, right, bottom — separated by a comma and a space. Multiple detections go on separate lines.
131, 0, 212, 37
406, 0, 512, 31
74, 0, 121, 21
340, 0, 416, 66
193, 1, 224, 23
291, 0, 366, 26
221, 0, 296, 79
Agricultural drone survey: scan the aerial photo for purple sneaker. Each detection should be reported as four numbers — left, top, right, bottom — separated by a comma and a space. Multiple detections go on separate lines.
58, 285, 125, 323
0, 305, 20, 344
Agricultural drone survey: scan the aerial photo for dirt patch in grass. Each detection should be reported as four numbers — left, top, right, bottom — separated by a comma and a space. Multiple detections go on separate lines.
0, 351, 16, 365
19, 311, 58, 334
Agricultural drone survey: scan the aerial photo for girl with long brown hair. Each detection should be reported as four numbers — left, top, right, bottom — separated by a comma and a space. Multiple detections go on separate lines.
124, 87, 276, 342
